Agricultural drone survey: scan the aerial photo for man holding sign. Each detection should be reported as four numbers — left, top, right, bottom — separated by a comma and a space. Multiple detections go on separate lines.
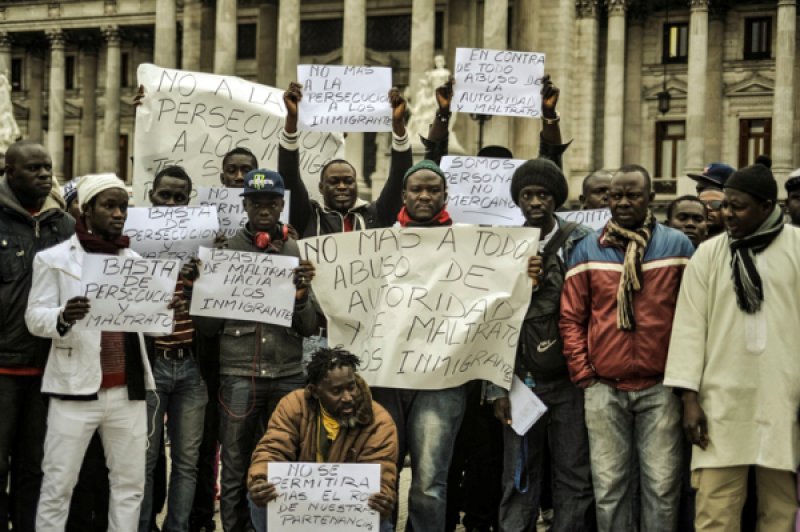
247, 347, 398, 531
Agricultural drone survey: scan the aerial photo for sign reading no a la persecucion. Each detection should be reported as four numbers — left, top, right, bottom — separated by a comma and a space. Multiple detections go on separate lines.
297, 65, 393, 133
189, 247, 299, 327
300, 226, 539, 390
123, 206, 219, 261
453, 47, 545, 118
75, 255, 181, 334
267, 462, 380, 532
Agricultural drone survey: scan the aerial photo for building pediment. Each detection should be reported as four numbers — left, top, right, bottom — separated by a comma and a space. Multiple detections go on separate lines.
725, 74, 774, 97
644, 78, 687, 100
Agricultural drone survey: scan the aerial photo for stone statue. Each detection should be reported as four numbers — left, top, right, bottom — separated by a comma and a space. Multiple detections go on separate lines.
406, 55, 464, 154
0, 74, 21, 156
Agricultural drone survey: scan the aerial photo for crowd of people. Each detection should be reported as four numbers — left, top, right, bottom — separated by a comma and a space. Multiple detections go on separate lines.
1, 71, 799, 532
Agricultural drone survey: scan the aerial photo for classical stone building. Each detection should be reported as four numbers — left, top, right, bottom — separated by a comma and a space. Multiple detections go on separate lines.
0, 0, 797, 199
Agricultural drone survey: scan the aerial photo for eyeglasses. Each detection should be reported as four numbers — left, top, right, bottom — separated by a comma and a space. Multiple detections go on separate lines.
703, 200, 723, 211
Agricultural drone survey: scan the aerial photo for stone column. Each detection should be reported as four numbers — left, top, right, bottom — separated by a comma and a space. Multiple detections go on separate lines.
154, 0, 177, 68
483, 0, 509, 150
276, 0, 300, 88
28, 49, 44, 143
514, 0, 541, 158
102, 26, 121, 174
182, 0, 202, 71
704, 11, 724, 162
772, 0, 797, 185
79, 46, 98, 176
681, 0, 710, 195
623, 19, 643, 166
602, 0, 626, 170
214, 0, 237, 75
46, 29, 66, 178
256, 3, 278, 86
0, 32, 11, 78
573, 1, 601, 177
409, 0, 435, 102
343, 0, 366, 187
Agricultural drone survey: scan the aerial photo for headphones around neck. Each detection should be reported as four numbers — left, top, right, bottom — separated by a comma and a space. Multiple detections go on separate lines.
253, 223, 289, 249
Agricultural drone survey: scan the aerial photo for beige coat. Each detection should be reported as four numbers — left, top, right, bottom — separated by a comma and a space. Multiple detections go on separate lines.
664, 226, 800, 471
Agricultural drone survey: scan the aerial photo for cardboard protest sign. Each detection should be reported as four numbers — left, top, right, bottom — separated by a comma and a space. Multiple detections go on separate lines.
194, 187, 290, 239
75, 255, 180, 334
133, 63, 343, 205
556, 208, 610, 232
442, 156, 526, 226
300, 226, 539, 390
297, 65, 393, 132
189, 247, 298, 327
267, 462, 380, 532
453, 47, 545, 118
123, 206, 219, 261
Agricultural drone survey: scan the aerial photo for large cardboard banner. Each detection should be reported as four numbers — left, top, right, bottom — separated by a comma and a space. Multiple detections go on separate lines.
442, 156, 526, 226
189, 247, 298, 327
123, 206, 219, 260
297, 65, 393, 132
453, 47, 546, 118
194, 187, 290, 239
267, 462, 380, 532
75, 255, 180, 334
133, 64, 343, 205
299, 226, 539, 390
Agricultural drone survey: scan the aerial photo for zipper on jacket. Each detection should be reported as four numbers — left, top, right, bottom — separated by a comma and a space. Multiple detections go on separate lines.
34, 219, 40, 238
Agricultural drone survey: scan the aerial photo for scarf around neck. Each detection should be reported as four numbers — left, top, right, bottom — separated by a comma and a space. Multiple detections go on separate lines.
601, 210, 655, 331
397, 206, 453, 228
76, 218, 130, 254
728, 206, 784, 314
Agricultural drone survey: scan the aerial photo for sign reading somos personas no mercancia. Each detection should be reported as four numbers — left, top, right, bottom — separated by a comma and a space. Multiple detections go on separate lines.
299, 226, 540, 390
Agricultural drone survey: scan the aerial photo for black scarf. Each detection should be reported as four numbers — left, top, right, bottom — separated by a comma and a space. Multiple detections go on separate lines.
76, 218, 130, 254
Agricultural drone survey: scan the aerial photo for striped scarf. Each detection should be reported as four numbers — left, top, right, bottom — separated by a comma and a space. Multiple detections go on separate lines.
601, 211, 655, 331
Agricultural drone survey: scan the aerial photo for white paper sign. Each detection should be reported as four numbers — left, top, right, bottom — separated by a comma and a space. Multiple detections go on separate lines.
299, 226, 539, 390
133, 63, 343, 205
267, 462, 380, 532
189, 247, 298, 327
75, 255, 180, 333
453, 47, 546, 118
556, 208, 610, 233
442, 156, 526, 226
123, 206, 219, 260
509, 374, 548, 436
297, 65, 393, 133
194, 187, 290, 238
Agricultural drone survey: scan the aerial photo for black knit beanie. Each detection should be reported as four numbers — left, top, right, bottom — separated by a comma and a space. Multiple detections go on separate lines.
510, 158, 568, 208
724, 164, 778, 202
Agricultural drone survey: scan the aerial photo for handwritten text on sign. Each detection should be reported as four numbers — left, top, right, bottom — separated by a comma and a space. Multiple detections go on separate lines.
298, 65, 392, 132
133, 64, 342, 205
189, 247, 299, 327
124, 206, 219, 261
453, 48, 545, 118
300, 226, 539, 390
75, 255, 180, 334
267, 462, 380, 532
556, 208, 610, 233
442, 156, 526, 226
194, 187, 290, 239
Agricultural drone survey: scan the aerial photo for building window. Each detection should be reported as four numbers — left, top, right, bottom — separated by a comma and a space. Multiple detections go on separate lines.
738, 118, 771, 167
300, 19, 344, 56
655, 121, 686, 194
237, 23, 257, 60
663, 22, 689, 63
63, 135, 74, 181
65, 55, 76, 90
120, 53, 130, 88
365, 12, 444, 52
744, 17, 771, 60
11, 58, 23, 91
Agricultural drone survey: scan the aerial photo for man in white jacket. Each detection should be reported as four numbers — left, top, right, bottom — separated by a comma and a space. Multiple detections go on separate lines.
24, 174, 165, 532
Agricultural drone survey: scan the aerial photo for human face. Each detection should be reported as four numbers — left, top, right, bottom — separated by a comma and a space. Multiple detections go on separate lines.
310, 365, 360, 427
6, 144, 53, 208
243, 193, 284, 232
403, 170, 447, 222
319, 162, 358, 213
722, 188, 773, 239
698, 188, 726, 236
84, 188, 129, 240
149, 175, 191, 206
668, 200, 708, 247
581, 174, 611, 210
221, 154, 256, 188
608, 171, 653, 229
787, 189, 800, 227
517, 184, 556, 233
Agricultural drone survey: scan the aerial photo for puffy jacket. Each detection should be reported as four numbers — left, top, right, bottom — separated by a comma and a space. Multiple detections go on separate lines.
24, 235, 155, 398
559, 223, 694, 391
0, 177, 75, 369
193, 227, 318, 378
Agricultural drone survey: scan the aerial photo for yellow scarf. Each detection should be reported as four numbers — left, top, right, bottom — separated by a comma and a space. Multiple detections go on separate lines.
316, 403, 341, 462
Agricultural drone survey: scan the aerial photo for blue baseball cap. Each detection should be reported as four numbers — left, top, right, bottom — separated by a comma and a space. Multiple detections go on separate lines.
240, 169, 285, 197
687, 163, 735, 189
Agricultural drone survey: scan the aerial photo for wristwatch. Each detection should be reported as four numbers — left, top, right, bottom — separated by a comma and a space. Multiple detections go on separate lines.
542, 111, 560, 125
57, 311, 73, 336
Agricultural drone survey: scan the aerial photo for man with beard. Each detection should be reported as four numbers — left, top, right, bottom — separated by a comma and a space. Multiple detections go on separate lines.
247, 347, 398, 532
665, 196, 709, 248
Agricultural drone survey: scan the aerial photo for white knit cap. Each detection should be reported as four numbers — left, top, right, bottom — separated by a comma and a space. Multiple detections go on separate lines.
77, 173, 127, 208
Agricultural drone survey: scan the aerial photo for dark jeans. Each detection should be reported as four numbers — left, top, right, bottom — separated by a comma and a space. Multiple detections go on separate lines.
499, 377, 595, 532
191, 338, 220, 531
0, 375, 47, 532
218, 373, 305, 532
